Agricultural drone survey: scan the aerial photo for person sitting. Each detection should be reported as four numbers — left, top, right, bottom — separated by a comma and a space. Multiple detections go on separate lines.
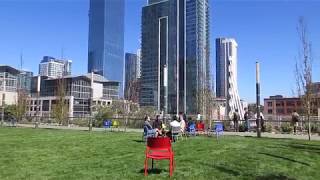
153, 115, 163, 130
179, 113, 186, 133
169, 115, 181, 141
144, 115, 161, 137
170, 115, 180, 128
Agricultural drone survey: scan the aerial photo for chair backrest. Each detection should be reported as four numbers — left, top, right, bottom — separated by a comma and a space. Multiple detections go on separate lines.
171, 126, 181, 134
196, 123, 205, 131
215, 123, 223, 131
147, 137, 171, 150
103, 120, 111, 127
188, 123, 196, 131
112, 120, 119, 126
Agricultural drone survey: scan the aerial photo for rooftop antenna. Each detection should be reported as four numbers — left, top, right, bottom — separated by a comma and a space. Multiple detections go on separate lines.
20, 51, 23, 70
61, 47, 64, 60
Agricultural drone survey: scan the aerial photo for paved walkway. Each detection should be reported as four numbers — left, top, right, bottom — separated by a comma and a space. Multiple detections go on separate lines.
8, 123, 320, 141
223, 131, 320, 141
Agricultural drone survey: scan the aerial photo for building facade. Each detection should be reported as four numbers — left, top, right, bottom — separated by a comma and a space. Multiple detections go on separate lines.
19, 70, 33, 93
88, 0, 125, 95
264, 94, 320, 116
124, 53, 139, 100
140, 0, 211, 114
39, 56, 72, 78
0, 65, 33, 106
216, 38, 244, 119
27, 73, 119, 117
0, 66, 19, 106
264, 95, 302, 116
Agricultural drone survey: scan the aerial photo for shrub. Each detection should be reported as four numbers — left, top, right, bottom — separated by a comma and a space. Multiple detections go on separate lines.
239, 123, 246, 132
311, 124, 320, 133
280, 123, 293, 133
223, 121, 231, 131
266, 123, 273, 133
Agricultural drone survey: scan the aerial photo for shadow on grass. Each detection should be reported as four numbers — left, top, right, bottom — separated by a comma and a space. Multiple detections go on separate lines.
259, 152, 310, 166
139, 168, 163, 175
289, 144, 320, 151
202, 162, 240, 176
255, 174, 296, 180
132, 140, 145, 143
214, 165, 240, 176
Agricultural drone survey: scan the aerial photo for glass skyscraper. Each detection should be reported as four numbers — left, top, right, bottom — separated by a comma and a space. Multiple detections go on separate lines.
88, 0, 125, 95
124, 53, 139, 100
140, 0, 210, 114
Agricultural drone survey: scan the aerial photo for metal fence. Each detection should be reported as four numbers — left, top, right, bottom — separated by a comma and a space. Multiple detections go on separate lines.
1, 115, 319, 134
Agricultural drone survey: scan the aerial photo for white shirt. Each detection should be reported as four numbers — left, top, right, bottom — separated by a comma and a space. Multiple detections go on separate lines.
170, 120, 180, 128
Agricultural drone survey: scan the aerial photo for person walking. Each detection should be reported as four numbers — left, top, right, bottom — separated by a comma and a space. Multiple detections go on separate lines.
233, 109, 240, 132
291, 110, 300, 134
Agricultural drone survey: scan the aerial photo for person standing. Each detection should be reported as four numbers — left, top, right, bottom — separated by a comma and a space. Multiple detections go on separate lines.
244, 108, 250, 132
291, 110, 300, 134
233, 109, 240, 132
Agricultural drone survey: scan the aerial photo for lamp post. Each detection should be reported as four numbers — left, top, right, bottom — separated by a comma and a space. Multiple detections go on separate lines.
256, 62, 261, 138
89, 72, 93, 132
35, 75, 41, 128
1, 94, 5, 127
1, 74, 6, 126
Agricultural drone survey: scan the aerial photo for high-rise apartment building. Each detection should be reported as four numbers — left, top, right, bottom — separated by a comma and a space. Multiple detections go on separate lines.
87, 0, 125, 95
140, 0, 210, 114
39, 56, 72, 78
216, 38, 243, 118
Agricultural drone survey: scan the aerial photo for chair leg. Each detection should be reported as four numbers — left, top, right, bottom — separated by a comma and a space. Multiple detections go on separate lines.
169, 158, 173, 177
144, 158, 148, 176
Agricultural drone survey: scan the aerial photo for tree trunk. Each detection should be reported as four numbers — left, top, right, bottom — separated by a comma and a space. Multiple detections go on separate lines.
308, 115, 311, 141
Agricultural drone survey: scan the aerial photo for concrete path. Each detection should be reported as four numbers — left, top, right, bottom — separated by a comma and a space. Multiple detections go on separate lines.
9, 123, 320, 141
223, 131, 320, 141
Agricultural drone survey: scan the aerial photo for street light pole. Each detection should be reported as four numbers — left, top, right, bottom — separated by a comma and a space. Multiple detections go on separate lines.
1, 94, 5, 127
256, 62, 261, 138
89, 72, 93, 132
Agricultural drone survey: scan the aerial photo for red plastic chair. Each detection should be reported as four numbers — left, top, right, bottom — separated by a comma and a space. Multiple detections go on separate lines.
144, 137, 174, 177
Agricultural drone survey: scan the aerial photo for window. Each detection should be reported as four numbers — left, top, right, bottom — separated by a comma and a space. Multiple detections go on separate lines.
267, 109, 273, 114
267, 102, 272, 107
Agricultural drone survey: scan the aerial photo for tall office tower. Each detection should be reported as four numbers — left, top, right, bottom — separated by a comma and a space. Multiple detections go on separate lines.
136, 49, 141, 79
88, 0, 125, 96
124, 53, 139, 101
18, 70, 33, 92
39, 56, 72, 78
216, 38, 243, 119
140, 0, 210, 114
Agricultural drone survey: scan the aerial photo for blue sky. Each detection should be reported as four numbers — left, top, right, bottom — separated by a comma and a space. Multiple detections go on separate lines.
0, 0, 319, 103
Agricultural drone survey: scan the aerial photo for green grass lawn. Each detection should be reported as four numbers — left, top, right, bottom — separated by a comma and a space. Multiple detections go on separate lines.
0, 128, 319, 180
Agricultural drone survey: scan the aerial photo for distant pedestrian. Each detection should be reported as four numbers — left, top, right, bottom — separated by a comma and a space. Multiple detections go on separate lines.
291, 110, 300, 134
244, 108, 250, 131
197, 112, 201, 121
255, 112, 265, 132
233, 109, 240, 132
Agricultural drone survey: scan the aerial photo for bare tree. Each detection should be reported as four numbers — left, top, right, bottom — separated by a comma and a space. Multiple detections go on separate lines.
51, 78, 68, 125
197, 86, 215, 127
127, 79, 140, 103
15, 88, 28, 122
295, 17, 315, 141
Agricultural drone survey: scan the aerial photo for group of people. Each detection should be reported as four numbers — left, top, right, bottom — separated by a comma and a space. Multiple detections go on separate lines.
232, 108, 265, 132
232, 108, 301, 134
144, 113, 191, 138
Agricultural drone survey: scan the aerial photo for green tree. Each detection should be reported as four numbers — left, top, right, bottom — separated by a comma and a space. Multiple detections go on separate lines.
94, 106, 114, 127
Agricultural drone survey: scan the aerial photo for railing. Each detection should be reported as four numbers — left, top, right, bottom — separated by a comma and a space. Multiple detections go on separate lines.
1, 115, 319, 134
